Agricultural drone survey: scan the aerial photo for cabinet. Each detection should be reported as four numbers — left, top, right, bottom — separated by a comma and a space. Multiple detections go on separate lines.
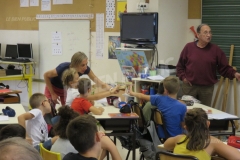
0, 61, 35, 109
132, 77, 162, 103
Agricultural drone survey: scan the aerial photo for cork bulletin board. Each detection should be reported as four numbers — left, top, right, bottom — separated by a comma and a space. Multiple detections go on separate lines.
0, 0, 120, 32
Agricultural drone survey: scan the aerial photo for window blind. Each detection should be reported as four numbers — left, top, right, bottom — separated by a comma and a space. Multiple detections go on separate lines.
202, 0, 240, 72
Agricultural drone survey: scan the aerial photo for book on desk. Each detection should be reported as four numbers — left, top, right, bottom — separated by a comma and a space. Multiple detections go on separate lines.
108, 113, 139, 118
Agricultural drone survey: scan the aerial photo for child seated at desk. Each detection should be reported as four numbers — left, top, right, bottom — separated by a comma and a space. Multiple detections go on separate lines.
128, 76, 187, 138
71, 78, 119, 115
164, 108, 240, 160
18, 93, 58, 151
0, 124, 26, 141
63, 114, 121, 160
62, 68, 119, 114
51, 106, 121, 160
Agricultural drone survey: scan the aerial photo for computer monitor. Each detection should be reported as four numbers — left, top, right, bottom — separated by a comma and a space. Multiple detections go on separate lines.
17, 43, 33, 59
5, 44, 18, 59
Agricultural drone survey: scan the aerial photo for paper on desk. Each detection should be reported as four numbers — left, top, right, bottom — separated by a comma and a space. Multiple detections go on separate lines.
95, 98, 108, 107
147, 75, 164, 80
0, 116, 9, 121
208, 113, 238, 120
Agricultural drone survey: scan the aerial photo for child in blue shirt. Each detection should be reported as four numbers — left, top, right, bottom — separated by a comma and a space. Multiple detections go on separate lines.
128, 76, 187, 138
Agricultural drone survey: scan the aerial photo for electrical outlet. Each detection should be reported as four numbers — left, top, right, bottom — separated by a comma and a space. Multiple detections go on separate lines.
136, 2, 149, 10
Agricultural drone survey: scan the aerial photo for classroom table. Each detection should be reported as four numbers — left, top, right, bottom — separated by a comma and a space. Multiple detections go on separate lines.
92, 102, 139, 160
0, 103, 26, 126
188, 103, 240, 136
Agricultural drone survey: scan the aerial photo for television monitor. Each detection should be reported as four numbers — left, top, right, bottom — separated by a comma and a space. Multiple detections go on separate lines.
5, 44, 18, 59
17, 43, 33, 59
120, 12, 158, 46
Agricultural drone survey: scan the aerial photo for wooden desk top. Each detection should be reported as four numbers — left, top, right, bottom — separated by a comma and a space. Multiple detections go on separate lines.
188, 103, 239, 120
92, 101, 138, 120
0, 104, 26, 125
0, 61, 35, 65
0, 89, 22, 95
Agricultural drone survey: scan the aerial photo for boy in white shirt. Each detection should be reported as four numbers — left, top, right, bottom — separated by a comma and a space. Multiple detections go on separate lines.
18, 93, 58, 151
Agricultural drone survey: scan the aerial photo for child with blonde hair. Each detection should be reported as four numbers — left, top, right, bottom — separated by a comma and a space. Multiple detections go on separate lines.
128, 76, 187, 138
62, 68, 119, 115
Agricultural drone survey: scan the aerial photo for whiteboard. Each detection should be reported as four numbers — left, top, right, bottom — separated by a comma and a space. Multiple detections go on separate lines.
39, 20, 90, 79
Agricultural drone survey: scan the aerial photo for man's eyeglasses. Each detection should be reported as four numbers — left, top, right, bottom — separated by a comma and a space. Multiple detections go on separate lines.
202, 31, 212, 36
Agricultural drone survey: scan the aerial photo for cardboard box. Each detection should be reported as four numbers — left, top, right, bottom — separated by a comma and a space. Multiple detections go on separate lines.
0, 69, 6, 76
0, 95, 20, 104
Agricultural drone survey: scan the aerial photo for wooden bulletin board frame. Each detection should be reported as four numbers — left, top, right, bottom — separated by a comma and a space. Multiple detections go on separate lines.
188, 0, 201, 19
0, 0, 120, 32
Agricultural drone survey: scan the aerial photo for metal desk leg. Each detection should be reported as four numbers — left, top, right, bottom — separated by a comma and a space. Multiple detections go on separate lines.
16, 93, 21, 103
132, 124, 136, 160
28, 77, 32, 109
230, 120, 236, 136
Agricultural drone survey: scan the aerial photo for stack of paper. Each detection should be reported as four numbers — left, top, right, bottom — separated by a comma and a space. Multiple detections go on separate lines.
0, 116, 9, 121
147, 75, 164, 80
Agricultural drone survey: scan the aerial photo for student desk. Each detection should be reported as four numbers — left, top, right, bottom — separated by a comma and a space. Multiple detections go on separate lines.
0, 89, 22, 103
188, 103, 239, 136
0, 103, 26, 127
0, 61, 35, 109
93, 105, 139, 160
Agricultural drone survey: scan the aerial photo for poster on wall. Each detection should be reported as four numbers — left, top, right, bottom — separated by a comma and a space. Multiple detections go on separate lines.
115, 50, 149, 74
117, 1, 127, 21
108, 36, 121, 59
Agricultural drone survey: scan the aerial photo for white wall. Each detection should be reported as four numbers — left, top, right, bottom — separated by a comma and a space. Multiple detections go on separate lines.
90, 32, 126, 84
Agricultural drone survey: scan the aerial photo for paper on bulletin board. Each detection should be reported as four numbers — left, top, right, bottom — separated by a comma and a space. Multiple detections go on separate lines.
41, 0, 51, 11
64, 0, 73, 4
53, 0, 73, 4
106, 0, 115, 28
108, 36, 120, 59
96, 13, 104, 59
53, 0, 62, 4
52, 32, 62, 43
117, 1, 127, 21
20, 0, 29, 7
52, 43, 62, 55
30, 0, 39, 6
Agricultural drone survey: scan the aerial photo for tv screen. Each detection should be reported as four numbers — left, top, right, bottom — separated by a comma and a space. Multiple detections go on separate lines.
120, 12, 158, 46
17, 43, 33, 59
5, 44, 18, 59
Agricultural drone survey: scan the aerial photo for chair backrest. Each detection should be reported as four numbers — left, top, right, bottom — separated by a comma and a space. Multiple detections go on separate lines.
156, 151, 199, 160
151, 108, 169, 142
131, 102, 146, 129
211, 156, 226, 160
39, 143, 61, 160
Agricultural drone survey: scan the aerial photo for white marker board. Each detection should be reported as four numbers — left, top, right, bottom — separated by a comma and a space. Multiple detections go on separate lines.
39, 20, 90, 79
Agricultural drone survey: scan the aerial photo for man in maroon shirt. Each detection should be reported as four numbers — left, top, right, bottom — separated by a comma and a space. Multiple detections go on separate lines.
176, 24, 240, 107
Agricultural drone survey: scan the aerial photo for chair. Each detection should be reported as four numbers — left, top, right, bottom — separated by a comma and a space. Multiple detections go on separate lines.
211, 156, 226, 160
151, 108, 169, 143
155, 150, 199, 160
131, 102, 147, 132
39, 143, 61, 160
115, 101, 146, 160
128, 102, 146, 160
